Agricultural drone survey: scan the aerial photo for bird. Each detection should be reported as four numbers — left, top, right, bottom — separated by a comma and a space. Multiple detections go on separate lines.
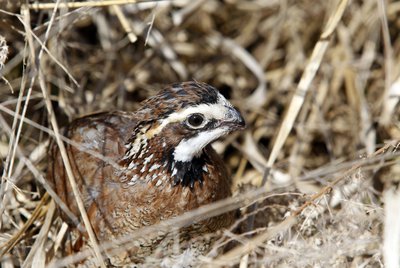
46, 81, 245, 265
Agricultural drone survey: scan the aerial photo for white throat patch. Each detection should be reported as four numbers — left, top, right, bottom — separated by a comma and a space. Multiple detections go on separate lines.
173, 127, 229, 162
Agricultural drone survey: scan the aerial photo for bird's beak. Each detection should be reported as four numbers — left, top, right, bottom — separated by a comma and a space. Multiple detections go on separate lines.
222, 106, 246, 130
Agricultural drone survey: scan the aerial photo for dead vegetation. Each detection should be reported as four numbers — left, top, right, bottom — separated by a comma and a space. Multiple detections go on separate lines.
0, 0, 399, 267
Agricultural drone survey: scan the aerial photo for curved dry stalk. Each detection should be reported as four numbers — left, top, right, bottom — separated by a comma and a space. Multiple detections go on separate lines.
19, 4, 106, 267
265, 0, 350, 177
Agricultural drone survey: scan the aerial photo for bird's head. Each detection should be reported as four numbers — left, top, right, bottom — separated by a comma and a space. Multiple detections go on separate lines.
124, 81, 245, 188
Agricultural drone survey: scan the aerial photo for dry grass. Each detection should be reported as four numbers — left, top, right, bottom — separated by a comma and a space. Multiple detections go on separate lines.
1, 0, 400, 267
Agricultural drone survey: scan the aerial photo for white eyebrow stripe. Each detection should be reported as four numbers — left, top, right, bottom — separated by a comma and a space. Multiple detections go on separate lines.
168, 103, 226, 121
145, 92, 231, 139
166, 92, 231, 122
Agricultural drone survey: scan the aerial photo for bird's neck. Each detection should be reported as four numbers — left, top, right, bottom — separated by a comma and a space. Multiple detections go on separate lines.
165, 152, 210, 188
120, 128, 209, 189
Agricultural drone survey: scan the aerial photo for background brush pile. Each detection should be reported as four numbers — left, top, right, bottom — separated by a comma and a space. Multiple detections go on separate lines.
0, 0, 399, 267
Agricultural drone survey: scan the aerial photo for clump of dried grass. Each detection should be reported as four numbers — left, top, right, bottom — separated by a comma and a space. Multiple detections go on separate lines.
0, 0, 399, 267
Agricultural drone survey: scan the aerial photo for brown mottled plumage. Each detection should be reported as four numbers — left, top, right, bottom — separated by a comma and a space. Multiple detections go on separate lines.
46, 82, 245, 264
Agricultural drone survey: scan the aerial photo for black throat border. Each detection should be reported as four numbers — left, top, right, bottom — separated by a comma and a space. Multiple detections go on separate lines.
166, 154, 210, 189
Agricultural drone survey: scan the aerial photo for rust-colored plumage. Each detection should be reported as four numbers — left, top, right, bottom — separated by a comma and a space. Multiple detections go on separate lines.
46, 81, 245, 264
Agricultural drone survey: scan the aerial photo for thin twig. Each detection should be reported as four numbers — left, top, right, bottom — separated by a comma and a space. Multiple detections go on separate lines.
20, 3, 106, 267
29, 0, 142, 10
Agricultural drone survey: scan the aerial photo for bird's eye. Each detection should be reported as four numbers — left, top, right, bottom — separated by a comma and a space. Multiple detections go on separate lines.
186, 113, 205, 129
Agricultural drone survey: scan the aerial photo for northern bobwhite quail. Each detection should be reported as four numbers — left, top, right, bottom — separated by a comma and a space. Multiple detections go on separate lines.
46, 81, 245, 265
